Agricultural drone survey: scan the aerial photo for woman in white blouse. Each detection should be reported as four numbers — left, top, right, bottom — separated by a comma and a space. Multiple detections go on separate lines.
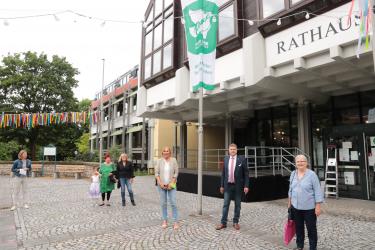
155, 146, 179, 230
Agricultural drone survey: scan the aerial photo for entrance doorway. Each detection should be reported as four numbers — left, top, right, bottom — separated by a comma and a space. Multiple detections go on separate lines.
324, 124, 375, 200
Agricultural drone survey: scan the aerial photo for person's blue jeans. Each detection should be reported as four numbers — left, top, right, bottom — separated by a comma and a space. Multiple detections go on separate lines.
293, 207, 317, 250
119, 178, 134, 202
221, 184, 242, 225
158, 186, 178, 222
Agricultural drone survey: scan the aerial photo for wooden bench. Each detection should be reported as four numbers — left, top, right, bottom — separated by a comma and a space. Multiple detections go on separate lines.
54, 165, 85, 179
31, 165, 43, 177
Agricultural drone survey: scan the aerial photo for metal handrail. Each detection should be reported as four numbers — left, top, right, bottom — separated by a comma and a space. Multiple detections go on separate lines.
150, 146, 309, 176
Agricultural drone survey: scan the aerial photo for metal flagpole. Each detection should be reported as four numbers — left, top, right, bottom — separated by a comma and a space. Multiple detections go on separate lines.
198, 87, 203, 215
99, 58, 105, 165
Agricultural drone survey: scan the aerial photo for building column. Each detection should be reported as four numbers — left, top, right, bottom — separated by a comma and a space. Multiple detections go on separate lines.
173, 122, 178, 159
141, 117, 146, 170
129, 96, 134, 114
128, 132, 133, 159
112, 135, 117, 147
113, 103, 118, 119
297, 100, 312, 159
225, 115, 233, 147
148, 119, 155, 169
179, 122, 187, 168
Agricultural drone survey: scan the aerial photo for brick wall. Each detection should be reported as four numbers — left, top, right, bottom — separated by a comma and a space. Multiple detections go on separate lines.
0, 162, 100, 179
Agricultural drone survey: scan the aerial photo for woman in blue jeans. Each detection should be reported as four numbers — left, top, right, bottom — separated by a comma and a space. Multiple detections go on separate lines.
288, 155, 324, 250
116, 153, 135, 206
155, 146, 179, 230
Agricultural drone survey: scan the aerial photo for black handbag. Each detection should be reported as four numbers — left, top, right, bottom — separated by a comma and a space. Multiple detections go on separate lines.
109, 170, 118, 183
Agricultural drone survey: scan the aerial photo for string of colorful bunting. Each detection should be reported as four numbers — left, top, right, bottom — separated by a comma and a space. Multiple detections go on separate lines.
0, 111, 101, 129
348, 0, 373, 57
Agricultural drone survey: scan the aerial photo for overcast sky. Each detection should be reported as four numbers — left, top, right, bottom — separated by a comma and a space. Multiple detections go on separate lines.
0, 0, 149, 101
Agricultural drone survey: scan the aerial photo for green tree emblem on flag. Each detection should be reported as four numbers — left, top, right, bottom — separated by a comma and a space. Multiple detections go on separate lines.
183, 0, 218, 55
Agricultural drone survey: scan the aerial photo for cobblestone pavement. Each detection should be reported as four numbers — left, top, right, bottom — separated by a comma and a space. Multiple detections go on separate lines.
0, 175, 374, 249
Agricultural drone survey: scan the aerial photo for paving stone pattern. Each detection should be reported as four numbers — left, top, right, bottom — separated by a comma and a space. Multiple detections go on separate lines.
0, 176, 374, 249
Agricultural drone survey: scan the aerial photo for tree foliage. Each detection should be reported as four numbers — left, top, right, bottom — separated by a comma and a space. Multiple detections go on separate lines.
0, 140, 20, 160
0, 51, 81, 160
78, 98, 91, 112
76, 132, 90, 154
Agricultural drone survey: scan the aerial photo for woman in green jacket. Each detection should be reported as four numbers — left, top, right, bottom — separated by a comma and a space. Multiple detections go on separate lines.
99, 153, 116, 206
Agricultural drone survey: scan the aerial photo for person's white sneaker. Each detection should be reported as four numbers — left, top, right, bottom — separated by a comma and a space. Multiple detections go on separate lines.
10, 206, 16, 211
24, 204, 29, 209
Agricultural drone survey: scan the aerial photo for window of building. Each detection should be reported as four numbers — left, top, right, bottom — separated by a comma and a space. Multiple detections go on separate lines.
154, 23, 163, 49
142, 0, 174, 82
145, 31, 152, 55
153, 50, 161, 74
218, 4, 235, 41
164, 15, 173, 42
164, 0, 173, 8
262, 0, 285, 18
132, 96, 137, 112
163, 43, 172, 69
154, 0, 163, 16
291, 0, 303, 5
144, 56, 151, 79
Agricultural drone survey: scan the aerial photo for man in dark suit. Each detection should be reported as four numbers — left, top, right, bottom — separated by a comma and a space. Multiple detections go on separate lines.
216, 143, 249, 230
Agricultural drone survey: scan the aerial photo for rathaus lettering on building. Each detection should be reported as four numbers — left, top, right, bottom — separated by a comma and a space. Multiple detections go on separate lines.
276, 16, 359, 55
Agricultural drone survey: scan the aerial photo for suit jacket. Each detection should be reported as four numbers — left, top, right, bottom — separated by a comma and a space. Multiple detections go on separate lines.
220, 155, 249, 192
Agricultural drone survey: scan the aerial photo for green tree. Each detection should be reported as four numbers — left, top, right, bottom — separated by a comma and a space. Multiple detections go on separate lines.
78, 98, 91, 112
77, 98, 92, 133
76, 132, 90, 154
0, 52, 80, 160
0, 140, 19, 160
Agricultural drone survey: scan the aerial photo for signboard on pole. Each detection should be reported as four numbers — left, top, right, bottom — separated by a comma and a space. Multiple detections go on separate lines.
368, 108, 375, 123
181, 0, 218, 92
43, 147, 56, 156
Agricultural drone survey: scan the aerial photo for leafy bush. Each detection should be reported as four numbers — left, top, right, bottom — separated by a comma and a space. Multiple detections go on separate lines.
0, 141, 20, 161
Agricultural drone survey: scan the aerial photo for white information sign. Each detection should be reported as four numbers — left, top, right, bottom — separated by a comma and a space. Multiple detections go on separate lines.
344, 172, 355, 185
350, 151, 358, 161
342, 142, 352, 149
368, 108, 375, 123
370, 137, 375, 147
44, 147, 56, 156
339, 148, 350, 162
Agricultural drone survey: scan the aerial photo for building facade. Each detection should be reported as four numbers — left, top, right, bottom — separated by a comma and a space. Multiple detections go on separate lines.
137, 0, 375, 200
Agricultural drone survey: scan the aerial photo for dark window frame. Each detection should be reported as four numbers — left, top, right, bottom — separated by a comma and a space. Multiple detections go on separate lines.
141, 0, 175, 84
217, 0, 239, 45
258, 0, 310, 20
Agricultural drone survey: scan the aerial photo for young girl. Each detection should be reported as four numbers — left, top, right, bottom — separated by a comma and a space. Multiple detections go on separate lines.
89, 168, 101, 203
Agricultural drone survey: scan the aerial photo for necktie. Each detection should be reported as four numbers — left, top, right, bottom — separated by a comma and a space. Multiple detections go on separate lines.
229, 157, 235, 183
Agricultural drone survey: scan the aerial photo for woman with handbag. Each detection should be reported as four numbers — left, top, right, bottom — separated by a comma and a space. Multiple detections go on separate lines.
288, 155, 324, 250
155, 146, 179, 230
99, 153, 116, 206
116, 153, 136, 206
